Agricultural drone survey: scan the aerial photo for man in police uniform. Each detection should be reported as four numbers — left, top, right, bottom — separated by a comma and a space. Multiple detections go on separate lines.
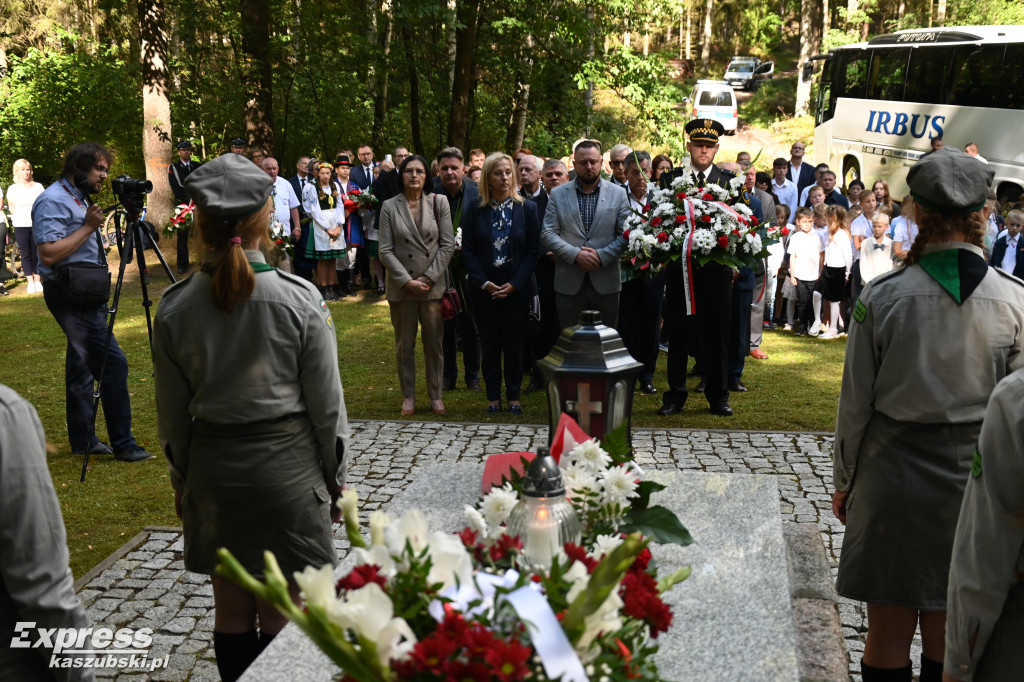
168, 140, 201, 273
658, 119, 737, 417
31, 143, 154, 462
944, 367, 1024, 681
230, 138, 247, 155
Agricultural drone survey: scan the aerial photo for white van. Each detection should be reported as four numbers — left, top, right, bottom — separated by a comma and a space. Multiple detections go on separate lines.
683, 80, 739, 133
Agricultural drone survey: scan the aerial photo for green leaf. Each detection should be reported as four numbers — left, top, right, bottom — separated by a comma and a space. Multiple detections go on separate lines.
620, 505, 694, 547
598, 420, 632, 464
629, 480, 666, 512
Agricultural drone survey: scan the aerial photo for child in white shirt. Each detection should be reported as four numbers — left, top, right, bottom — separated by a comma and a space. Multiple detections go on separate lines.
860, 213, 895, 284
787, 207, 824, 335
819, 205, 853, 339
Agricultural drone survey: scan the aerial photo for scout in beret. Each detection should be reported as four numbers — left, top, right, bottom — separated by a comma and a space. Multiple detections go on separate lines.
833, 139, 1024, 682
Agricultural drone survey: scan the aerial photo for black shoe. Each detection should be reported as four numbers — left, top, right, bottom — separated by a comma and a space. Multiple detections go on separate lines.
508, 404, 523, 415
639, 381, 657, 394
113, 444, 156, 462
694, 378, 707, 393
442, 379, 456, 391
467, 379, 482, 392
485, 403, 501, 414
178, 265, 189, 275
0, 285, 8, 297
657, 401, 684, 416
729, 380, 748, 393
523, 379, 545, 394
72, 441, 114, 456
377, 286, 386, 296
709, 403, 733, 417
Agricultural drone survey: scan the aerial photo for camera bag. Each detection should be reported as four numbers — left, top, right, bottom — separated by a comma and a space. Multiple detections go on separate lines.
62, 231, 110, 308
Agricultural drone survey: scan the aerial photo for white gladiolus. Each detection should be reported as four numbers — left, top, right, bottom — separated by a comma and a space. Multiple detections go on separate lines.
368, 510, 392, 547
589, 534, 625, 559
293, 563, 336, 610
480, 483, 518, 528
463, 504, 488, 536
383, 509, 429, 557
338, 489, 359, 528
425, 530, 475, 590
326, 583, 417, 666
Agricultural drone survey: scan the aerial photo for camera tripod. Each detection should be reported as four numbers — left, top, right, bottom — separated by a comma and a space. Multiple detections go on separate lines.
80, 191, 177, 482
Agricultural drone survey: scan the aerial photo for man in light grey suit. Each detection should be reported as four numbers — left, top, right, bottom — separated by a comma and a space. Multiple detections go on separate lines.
541, 140, 630, 329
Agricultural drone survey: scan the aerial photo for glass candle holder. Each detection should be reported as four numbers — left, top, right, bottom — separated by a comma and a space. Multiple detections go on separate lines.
505, 449, 581, 573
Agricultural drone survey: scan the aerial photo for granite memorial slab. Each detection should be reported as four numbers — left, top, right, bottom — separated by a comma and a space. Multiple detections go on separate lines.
242, 462, 799, 681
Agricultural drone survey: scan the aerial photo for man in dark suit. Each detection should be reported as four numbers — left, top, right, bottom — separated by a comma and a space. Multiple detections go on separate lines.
352, 145, 376, 190
787, 141, 817, 197
288, 156, 314, 282
524, 159, 569, 393
990, 211, 1024, 278
167, 140, 201, 273
618, 151, 665, 396
657, 119, 737, 417
818, 171, 850, 209
435, 147, 482, 392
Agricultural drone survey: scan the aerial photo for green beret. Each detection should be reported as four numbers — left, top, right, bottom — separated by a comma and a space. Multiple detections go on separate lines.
184, 153, 272, 220
907, 147, 993, 214
685, 118, 724, 144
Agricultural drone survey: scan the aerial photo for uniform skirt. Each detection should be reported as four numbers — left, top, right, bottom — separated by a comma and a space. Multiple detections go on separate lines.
181, 415, 337, 578
836, 411, 979, 609
820, 265, 846, 302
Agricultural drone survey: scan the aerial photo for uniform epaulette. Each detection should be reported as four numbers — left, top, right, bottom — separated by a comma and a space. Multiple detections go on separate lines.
991, 266, 1024, 288
868, 267, 906, 286
159, 273, 194, 301
720, 169, 738, 180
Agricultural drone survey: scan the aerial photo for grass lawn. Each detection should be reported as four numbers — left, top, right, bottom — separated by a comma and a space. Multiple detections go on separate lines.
0, 249, 846, 577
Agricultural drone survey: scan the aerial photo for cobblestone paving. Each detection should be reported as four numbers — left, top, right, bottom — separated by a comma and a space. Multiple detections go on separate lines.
76, 420, 887, 681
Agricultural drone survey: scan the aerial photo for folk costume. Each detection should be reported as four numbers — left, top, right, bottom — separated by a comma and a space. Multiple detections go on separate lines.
301, 164, 347, 260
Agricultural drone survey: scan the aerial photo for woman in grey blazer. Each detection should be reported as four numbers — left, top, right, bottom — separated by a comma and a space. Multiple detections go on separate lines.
378, 155, 456, 416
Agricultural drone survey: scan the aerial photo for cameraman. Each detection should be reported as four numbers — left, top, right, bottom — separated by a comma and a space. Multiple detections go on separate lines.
31, 142, 153, 462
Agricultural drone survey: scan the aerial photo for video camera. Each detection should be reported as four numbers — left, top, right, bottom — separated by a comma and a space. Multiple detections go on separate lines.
111, 174, 153, 211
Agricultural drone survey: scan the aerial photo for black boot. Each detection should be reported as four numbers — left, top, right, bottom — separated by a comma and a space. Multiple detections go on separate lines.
213, 630, 260, 682
337, 270, 352, 297
257, 629, 277, 654
860, 659, 912, 682
323, 284, 338, 301
919, 653, 943, 682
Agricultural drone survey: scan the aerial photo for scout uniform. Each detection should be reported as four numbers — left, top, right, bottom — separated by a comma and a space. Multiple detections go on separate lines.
152, 154, 349, 579
834, 147, 1024, 680
945, 368, 1024, 681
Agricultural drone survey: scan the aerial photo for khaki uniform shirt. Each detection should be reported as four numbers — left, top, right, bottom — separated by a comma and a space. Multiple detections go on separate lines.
835, 242, 1024, 491
0, 385, 94, 682
945, 368, 1024, 681
153, 251, 348, 490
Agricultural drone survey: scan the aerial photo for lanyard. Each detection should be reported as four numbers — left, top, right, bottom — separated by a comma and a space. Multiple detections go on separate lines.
59, 180, 87, 212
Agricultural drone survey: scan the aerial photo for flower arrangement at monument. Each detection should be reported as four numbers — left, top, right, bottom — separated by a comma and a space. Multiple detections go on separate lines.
216, 419, 692, 682
622, 173, 781, 274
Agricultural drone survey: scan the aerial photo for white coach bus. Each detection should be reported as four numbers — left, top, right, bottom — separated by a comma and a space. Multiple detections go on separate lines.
812, 25, 1024, 206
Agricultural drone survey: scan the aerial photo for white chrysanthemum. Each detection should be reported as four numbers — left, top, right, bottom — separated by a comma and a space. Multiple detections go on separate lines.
563, 467, 600, 501
480, 483, 518, 528
691, 228, 716, 252
656, 202, 675, 215
454, 227, 463, 247
564, 438, 612, 473
463, 504, 487, 536
589, 533, 625, 560
600, 465, 639, 507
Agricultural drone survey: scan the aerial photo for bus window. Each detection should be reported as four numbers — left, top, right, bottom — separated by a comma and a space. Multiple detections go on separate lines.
816, 57, 836, 125
904, 46, 954, 104
1002, 45, 1024, 109
837, 50, 869, 100
948, 45, 1004, 107
867, 48, 910, 101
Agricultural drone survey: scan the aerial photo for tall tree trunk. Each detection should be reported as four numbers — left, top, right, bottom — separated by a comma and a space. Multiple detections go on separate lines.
700, 0, 713, 69
823, 0, 830, 36
684, 4, 691, 60
402, 26, 423, 155
446, 0, 457, 91
643, 21, 649, 56
373, 0, 394, 151
239, 0, 273, 152
139, 0, 173, 230
505, 34, 535, 152
936, 0, 946, 26
448, 0, 480, 151
795, 0, 815, 115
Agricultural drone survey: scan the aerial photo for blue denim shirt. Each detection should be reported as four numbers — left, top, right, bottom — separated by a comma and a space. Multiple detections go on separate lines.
31, 179, 104, 280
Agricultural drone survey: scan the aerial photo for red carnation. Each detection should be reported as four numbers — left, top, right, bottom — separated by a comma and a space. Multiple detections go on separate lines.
643, 203, 652, 212
656, 231, 669, 243
702, 192, 714, 201
674, 215, 687, 224
622, 229, 630, 240
717, 235, 729, 248
485, 637, 533, 681
701, 215, 712, 224
336, 564, 387, 592
563, 542, 597, 572
781, 226, 790, 236
675, 191, 687, 200
750, 216, 759, 226
731, 229, 740, 237
650, 216, 663, 227
488, 533, 523, 562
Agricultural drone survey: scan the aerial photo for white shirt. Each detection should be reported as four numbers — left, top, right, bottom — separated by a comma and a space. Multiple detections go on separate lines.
824, 229, 853, 276
892, 216, 919, 253
271, 177, 300, 234
859, 235, 894, 283
6, 182, 46, 227
771, 177, 798, 219
787, 229, 824, 282
688, 164, 712, 185
849, 214, 873, 262
1000, 235, 1019, 274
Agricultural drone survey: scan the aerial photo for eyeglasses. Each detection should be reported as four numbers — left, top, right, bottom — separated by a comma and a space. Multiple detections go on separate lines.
609, 160, 625, 167
94, 165, 109, 175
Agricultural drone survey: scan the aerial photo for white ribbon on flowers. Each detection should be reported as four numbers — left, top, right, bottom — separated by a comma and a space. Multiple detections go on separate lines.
428, 570, 520, 622
680, 198, 697, 315
503, 584, 589, 682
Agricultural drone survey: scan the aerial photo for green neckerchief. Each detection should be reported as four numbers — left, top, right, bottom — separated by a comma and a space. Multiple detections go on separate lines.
250, 261, 275, 273
917, 247, 988, 305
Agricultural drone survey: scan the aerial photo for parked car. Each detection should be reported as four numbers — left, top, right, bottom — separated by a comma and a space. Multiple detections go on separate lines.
723, 56, 775, 91
683, 80, 738, 133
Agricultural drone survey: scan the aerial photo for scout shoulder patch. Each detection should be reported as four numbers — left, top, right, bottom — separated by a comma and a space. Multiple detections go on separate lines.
852, 298, 868, 324
319, 298, 334, 329
971, 447, 983, 478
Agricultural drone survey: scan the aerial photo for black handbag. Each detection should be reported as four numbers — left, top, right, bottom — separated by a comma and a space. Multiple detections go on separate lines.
62, 230, 110, 308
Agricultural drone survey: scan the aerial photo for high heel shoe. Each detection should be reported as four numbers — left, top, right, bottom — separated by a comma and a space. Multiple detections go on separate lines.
400, 399, 415, 416
430, 399, 446, 415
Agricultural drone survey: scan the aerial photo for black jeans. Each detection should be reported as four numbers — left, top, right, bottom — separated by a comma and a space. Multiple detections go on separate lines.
42, 281, 137, 452
618, 273, 665, 384
471, 287, 528, 402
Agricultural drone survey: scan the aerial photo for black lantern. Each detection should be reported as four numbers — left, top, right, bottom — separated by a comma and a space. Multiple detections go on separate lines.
537, 310, 643, 445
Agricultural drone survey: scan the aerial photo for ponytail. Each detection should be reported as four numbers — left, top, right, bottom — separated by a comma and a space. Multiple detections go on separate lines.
193, 200, 272, 312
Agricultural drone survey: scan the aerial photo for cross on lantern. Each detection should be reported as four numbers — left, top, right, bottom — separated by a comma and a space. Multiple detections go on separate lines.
564, 382, 603, 434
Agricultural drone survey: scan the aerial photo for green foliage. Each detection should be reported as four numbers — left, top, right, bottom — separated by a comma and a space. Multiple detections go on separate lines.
619, 506, 694, 547
740, 6, 784, 54
741, 75, 797, 128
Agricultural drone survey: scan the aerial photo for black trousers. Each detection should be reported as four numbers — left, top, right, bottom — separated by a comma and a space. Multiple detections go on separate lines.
177, 227, 190, 270
618, 273, 666, 384
728, 285, 754, 382
442, 267, 480, 385
471, 287, 528, 402
664, 260, 733, 407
